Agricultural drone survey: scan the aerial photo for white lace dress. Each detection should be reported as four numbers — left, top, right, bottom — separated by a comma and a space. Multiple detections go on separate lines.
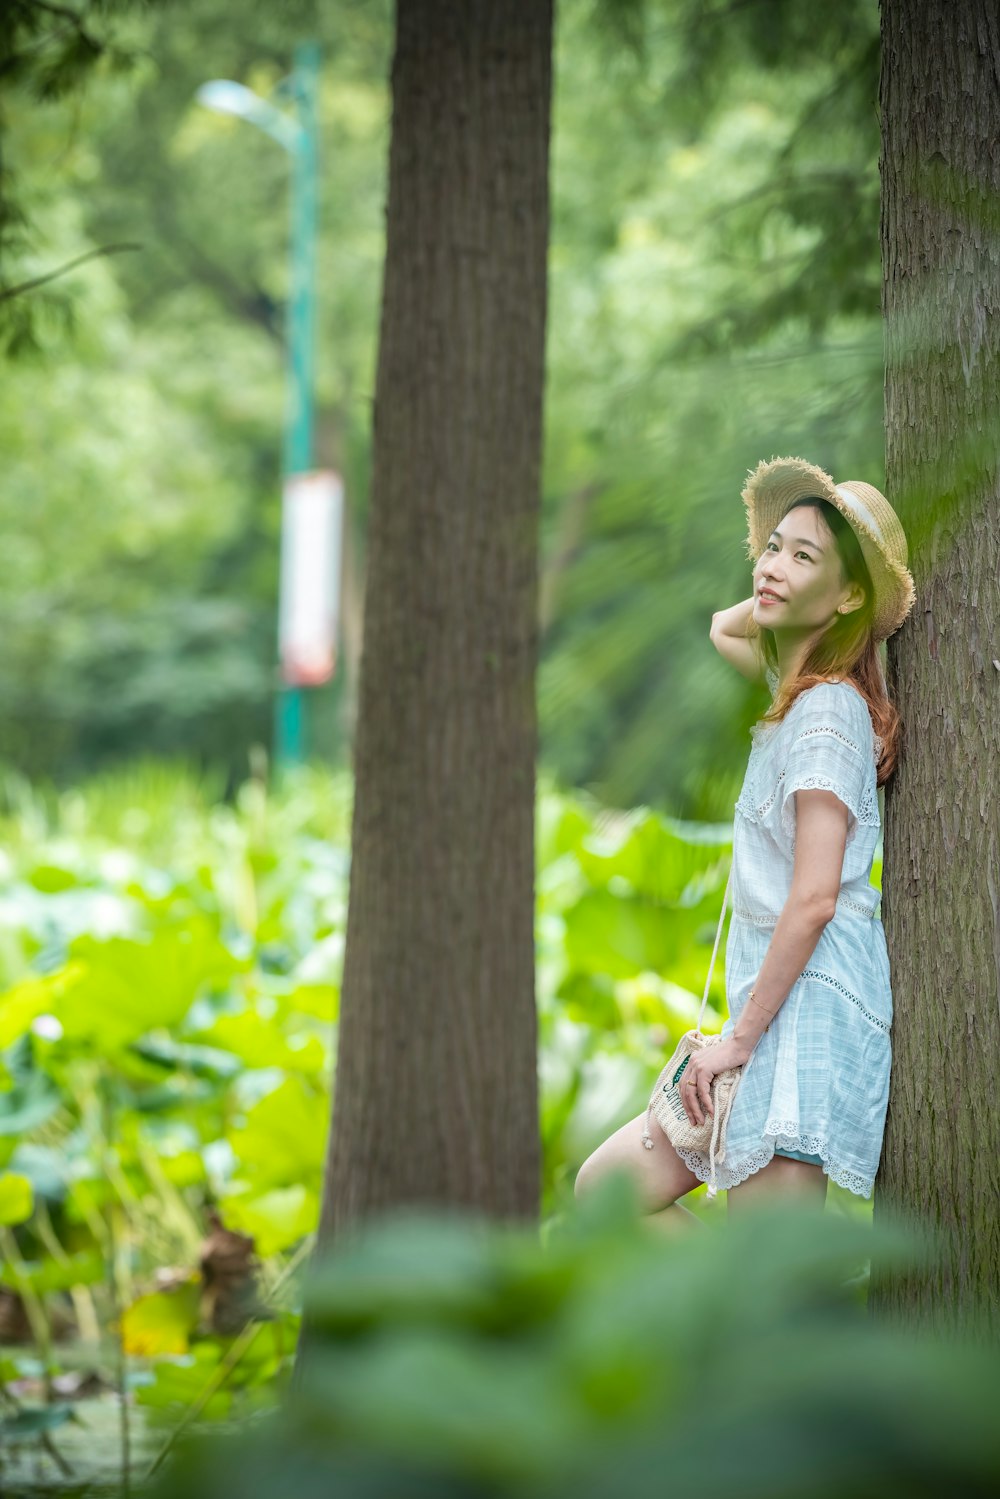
675, 667, 892, 1197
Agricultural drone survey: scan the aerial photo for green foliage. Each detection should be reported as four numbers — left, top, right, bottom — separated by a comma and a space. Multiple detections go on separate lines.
541, 0, 886, 811
153, 1182, 1000, 1499
0, 1170, 33, 1225
0, 1036, 62, 1136
0, 0, 394, 783
0, 763, 884, 1487
0, 1401, 76, 1442
0, 0, 886, 809
121, 1279, 201, 1356
0, 758, 881, 1487
0, 1, 157, 354
0, 761, 761, 1253
0, 1248, 103, 1294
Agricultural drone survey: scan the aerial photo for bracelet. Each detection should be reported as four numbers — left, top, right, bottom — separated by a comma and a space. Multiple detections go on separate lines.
747, 988, 778, 1016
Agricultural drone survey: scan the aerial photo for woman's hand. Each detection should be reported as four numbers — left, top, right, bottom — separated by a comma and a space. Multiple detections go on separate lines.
680, 1037, 750, 1127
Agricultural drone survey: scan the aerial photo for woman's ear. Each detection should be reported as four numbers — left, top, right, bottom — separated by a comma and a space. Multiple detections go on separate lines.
839, 584, 866, 615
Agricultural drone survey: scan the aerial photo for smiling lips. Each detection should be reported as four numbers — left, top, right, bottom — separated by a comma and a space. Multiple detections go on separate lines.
758, 588, 783, 603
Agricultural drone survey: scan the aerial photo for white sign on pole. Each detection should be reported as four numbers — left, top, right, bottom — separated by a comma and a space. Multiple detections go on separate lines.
278, 469, 343, 687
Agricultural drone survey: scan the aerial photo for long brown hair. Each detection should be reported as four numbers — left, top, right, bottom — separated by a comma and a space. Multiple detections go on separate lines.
748, 497, 901, 788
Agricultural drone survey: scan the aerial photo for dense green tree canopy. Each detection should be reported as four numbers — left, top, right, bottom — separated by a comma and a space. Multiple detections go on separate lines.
0, 0, 883, 813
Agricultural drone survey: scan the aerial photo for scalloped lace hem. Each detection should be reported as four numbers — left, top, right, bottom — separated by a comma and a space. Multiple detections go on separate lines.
675, 1121, 875, 1199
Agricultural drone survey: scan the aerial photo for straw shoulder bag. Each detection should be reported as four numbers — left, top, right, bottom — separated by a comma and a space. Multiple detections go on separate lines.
640, 864, 742, 1198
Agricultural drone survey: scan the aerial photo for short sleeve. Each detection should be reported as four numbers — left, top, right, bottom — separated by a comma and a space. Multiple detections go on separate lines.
774, 683, 873, 849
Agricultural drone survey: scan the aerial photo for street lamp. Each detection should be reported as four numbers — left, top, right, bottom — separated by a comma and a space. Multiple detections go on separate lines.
197, 42, 320, 769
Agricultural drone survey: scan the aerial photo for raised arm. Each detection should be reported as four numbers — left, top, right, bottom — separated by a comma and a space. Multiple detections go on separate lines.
709, 596, 766, 683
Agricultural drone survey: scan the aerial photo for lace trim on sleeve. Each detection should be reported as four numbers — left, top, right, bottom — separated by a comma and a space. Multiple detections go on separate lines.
746, 750, 879, 845
738, 684, 882, 834
777, 770, 880, 850
794, 724, 864, 754
777, 711, 878, 848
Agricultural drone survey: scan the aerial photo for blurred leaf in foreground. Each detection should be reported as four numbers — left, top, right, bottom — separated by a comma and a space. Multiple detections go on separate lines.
152, 1175, 1000, 1499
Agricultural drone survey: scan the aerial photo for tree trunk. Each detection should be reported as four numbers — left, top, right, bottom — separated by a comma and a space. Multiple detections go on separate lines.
315, 0, 552, 1237
872, 0, 1000, 1332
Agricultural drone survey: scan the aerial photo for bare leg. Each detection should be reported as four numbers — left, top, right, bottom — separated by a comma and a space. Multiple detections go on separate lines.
643, 1201, 704, 1236
574, 1111, 701, 1215
726, 1153, 828, 1217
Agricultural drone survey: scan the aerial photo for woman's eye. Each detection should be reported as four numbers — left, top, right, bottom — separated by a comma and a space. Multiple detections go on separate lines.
765, 542, 811, 561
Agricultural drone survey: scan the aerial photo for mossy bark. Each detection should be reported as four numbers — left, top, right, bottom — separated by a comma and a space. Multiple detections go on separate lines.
872, 0, 1000, 1332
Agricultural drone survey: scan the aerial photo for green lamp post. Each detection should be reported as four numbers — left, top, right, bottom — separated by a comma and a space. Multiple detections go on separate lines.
197, 42, 320, 769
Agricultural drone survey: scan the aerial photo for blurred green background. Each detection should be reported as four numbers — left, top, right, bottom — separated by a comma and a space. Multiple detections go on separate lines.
1, 0, 882, 814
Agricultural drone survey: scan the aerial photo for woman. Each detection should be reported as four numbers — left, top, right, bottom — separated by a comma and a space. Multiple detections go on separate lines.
574, 456, 916, 1222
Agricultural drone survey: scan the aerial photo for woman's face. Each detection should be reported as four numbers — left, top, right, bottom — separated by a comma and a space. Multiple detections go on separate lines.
752, 504, 863, 634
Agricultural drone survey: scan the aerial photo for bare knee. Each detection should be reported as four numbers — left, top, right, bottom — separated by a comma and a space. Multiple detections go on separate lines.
573, 1137, 641, 1205
573, 1150, 605, 1201
572, 1113, 699, 1212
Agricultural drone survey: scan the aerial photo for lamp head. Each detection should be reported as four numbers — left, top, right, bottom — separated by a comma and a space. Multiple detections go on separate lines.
195, 80, 300, 151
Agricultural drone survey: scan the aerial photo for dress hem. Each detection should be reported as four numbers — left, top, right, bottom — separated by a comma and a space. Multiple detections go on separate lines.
675, 1123, 875, 1199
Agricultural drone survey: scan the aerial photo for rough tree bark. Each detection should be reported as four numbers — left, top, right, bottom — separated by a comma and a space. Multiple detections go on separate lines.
313, 0, 553, 1238
872, 0, 1000, 1332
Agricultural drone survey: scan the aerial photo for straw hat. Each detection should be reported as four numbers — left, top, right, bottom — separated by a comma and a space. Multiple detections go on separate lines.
741, 456, 916, 644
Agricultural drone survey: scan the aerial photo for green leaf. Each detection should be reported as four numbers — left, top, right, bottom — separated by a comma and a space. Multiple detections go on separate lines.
577, 809, 728, 905
283, 983, 338, 1022
227, 1077, 328, 1191
0, 1171, 33, 1225
0, 1249, 104, 1293
555, 971, 621, 1029
193, 1009, 324, 1072
562, 888, 680, 979
131, 1036, 243, 1080
57, 922, 242, 1048
5, 1144, 70, 1204
121, 1279, 201, 1356
536, 791, 593, 871
0, 1404, 77, 1442
27, 863, 81, 894
135, 1345, 232, 1419
155, 1148, 207, 1188
301, 1326, 588, 1482
220, 1185, 318, 1257
0, 1057, 61, 1137
0, 976, 56, 1050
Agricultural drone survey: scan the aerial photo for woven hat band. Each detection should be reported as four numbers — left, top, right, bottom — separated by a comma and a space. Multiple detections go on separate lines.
834, 482, 908, 566
834, 485, 882, 542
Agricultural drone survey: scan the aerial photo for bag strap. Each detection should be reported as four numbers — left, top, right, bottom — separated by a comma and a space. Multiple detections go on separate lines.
696, 863, 732, 1033
641, 862, 736, 1160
